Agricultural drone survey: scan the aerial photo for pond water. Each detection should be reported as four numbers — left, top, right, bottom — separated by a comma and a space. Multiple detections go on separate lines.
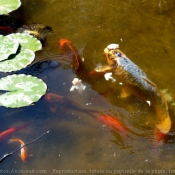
1, 0, 175, 174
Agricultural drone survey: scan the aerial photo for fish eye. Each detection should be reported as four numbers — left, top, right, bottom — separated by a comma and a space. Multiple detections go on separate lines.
115, 52, 122, 57
118, 53, 122, 57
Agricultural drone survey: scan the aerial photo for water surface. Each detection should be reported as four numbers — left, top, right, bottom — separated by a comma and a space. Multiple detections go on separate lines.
1, 0, 175, 174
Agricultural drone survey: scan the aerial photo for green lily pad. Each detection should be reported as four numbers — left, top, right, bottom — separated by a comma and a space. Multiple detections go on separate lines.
7, 33, 42, 52
0, 0, 21, 15
0, 47, 35, 73
0, 35, 19, 61
0, 74, 47, 108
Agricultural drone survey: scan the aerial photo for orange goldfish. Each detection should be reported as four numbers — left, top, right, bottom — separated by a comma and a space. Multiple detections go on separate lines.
9, 138, 28, 163
0, 124, 28, 142
59, 39, 80, 73
99, 115, 128, 137
45, 92, 79, 113
45, 92, 87, 112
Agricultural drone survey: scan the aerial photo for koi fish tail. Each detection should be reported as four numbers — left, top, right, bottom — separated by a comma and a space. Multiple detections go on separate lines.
156, 117, 171, 134
154, 95, 171, 134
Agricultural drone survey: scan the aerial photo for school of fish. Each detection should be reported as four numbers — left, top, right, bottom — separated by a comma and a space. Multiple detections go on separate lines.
0, 21, 172, 163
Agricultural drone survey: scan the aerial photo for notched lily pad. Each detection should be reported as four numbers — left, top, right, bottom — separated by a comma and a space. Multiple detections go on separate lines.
0, 47, 35, 72
7, 33, 42, 52
0, 35, 19, 61
0, 0, 21, 15
0, 74, 47, 108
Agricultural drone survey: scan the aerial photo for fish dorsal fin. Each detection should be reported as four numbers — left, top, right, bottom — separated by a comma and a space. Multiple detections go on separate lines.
142, 77, 157, 88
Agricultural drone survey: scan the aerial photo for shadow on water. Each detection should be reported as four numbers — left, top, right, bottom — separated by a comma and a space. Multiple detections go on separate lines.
1, 0, 175, 173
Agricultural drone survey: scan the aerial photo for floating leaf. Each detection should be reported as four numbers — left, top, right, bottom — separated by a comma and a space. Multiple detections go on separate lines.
0, 35, 19, 61
0, 74, 47, 108
0, 47, 35, 72
7, 33, 42, 52
0, 0, 21, 15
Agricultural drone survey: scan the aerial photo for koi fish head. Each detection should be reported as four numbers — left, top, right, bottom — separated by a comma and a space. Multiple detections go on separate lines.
45, 93, 63, 102
44, 93, 64, 113
59, 39, 72, 53
59, 38, 80, 73
104, 44, 126, 66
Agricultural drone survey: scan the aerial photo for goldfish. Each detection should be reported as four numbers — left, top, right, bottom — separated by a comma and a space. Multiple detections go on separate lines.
0, 124, 28, 142
16, 24, 52, 45
99, 115, 128, 137
0, 26, 15, 35
45, 92, 98, 117
95, 44, 171, 134
59, 39, 80, 73
9, 138, 28, 163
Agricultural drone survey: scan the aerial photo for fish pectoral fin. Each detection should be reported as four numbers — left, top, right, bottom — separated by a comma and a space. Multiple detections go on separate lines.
94, 65, 113, 72
120, 87, 131, 98
142, 77, 157, 88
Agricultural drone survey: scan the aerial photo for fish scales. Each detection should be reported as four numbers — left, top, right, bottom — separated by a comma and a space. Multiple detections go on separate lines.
116, 56, 159, 102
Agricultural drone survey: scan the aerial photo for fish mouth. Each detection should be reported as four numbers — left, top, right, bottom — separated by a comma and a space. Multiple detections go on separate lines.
104, 44, 119, 57
104, 44, 126, 61
104, 47, 109, 58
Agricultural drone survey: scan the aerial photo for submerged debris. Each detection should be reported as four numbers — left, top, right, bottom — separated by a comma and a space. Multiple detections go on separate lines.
70, 78, 86, 93
104, 72, 116, 82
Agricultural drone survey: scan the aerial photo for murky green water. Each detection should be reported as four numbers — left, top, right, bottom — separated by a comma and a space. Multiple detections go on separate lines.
1, 0, 175, 174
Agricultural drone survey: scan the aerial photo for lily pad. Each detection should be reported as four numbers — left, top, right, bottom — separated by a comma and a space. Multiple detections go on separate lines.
0, 35, 19, 61
0, 47, 35, 73
0, 74, 47, 108
7, 33, 42, 52
0, 0, 21, 15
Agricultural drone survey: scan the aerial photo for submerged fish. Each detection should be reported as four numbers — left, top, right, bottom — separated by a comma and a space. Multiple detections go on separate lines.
95, 44, 171, 134
0, 13, 23, 31
0, 26, 16, 35
100, 115, 128, 137
45, 92, 98, 117
17, 23, 52, 45
0, 124, 28, 142
59, 39, 80, 73
9, 138, 28, 163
